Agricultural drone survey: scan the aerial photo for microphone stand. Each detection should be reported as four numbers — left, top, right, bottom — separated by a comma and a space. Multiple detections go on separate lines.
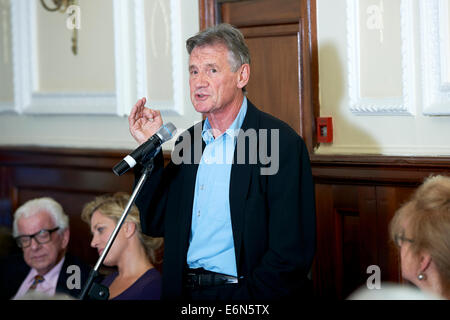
79, 158, 154, 300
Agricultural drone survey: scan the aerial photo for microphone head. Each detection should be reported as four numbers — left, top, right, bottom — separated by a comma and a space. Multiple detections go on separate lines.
157, 122, 177, 142
112, 159, 130, 176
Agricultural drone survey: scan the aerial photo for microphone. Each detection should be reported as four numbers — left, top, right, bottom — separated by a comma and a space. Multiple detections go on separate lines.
113, 122, 177, 176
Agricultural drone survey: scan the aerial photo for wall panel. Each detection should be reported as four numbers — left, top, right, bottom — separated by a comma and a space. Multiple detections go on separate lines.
2, 148, 450, 298
311, 154, 450, 298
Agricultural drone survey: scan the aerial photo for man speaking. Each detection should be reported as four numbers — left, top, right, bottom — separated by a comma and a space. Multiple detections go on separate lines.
129, 23, 316, 300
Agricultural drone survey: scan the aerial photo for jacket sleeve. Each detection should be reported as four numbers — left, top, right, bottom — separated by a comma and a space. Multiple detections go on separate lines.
133, 149, 177, 238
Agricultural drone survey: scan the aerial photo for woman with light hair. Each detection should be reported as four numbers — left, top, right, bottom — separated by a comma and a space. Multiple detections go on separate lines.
389, 175, 450, 299
81, 192, 163, 300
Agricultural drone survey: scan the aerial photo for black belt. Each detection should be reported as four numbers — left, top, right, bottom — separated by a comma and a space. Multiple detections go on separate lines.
184, 268, 239, 289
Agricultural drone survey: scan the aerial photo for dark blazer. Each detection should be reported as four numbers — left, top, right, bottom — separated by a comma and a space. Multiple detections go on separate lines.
0, 253, 90, 300
135, 100, 316, 300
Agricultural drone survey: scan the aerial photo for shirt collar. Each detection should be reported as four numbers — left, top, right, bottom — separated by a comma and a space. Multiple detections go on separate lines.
29, 255, 65, 285
202, 97, 248, 144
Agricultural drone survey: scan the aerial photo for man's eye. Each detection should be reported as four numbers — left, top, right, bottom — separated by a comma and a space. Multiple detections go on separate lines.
211, 69, 217, 73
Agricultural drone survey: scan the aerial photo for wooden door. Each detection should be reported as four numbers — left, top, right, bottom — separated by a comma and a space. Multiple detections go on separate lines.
199, 0, 319, 153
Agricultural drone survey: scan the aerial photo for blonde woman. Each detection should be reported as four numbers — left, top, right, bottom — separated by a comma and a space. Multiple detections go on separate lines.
390, 175, 450, 299
82, 193, 163, 300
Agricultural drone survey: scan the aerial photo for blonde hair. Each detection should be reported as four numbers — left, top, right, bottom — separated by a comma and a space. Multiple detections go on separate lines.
81, 192, 163, 264
389, 175, 450, 292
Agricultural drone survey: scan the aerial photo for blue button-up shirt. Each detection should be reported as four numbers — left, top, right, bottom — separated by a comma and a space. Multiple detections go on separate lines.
186, 97, 248, 277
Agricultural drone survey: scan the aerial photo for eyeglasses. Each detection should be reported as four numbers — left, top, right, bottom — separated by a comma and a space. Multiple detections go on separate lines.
15, 227, 60, 248
394, 233, 414, 247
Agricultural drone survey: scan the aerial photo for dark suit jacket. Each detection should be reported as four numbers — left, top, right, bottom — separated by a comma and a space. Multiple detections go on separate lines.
135, 100, 316, 300
0, 253, 90, 300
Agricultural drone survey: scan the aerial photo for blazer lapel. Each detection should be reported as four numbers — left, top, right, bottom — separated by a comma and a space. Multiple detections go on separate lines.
229, 100, 259, 273
178, 121, 205, 260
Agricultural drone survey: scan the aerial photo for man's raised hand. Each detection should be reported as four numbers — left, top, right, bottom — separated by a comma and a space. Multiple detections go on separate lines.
128, 97, 163, 145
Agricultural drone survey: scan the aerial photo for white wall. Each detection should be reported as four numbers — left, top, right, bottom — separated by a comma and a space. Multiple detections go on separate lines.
316, 0, 450, 156
36, 0, 116, 93
6, 0, 447, 155
0, 0, 201, 150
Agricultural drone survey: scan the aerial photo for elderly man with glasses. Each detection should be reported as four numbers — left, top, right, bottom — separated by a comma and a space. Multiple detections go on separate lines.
0, 197, 89, 300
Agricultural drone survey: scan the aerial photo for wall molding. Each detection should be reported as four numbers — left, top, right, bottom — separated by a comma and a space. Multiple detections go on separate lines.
420, 0, 450, 115
9, 0, 195, 117
316, 144, 450, 156
346, 0, 416, 115
0, 0, 14, 113
10, 0, 118, 115
311, 153, 450, 186
113, 0, 134, 116
0, 133, 137, 150
134, 0, 185, 117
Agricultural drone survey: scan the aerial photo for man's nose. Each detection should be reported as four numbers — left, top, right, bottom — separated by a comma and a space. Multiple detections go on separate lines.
29, 237, 41, 250
195, 73, 209, 88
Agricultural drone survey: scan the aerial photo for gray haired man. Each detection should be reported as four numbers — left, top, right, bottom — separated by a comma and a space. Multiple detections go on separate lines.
131, 23, 316, 300
0, 197, 90, 300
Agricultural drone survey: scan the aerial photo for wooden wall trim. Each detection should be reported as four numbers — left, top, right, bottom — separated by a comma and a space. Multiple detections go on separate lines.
199, 0, 218, 29
311, 154, 450, 185
3, 147, 449, 180
301, 0, 320, 152
2, 147, 449, 297
0, 146, 128, 171
310, 154, 450, 298
0, 146, 172, 169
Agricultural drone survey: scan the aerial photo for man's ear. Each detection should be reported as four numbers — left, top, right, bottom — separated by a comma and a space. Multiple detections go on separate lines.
61, 228, 70, 250
236, 64, 250, 90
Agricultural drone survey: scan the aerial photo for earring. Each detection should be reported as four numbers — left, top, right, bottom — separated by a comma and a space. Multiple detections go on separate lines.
417, 273, 426, 281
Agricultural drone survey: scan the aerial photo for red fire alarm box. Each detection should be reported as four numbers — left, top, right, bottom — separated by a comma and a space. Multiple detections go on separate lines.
317, 117, 333, 143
